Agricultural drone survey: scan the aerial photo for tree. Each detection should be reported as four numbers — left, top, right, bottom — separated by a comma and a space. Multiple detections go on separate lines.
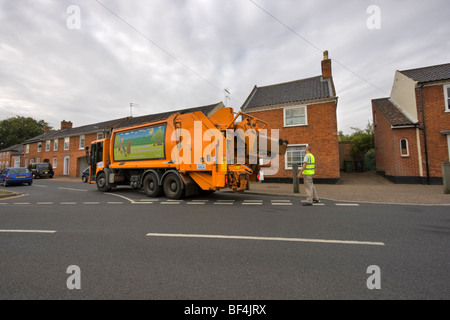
348, 121, 374, 160
0, 116, 50, 149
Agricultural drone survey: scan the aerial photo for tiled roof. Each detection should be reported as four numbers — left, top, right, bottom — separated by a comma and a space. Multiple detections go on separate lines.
22, 117, 126, 144
242, 76, 334, 110
372, 98, 417, 127
115, 102, 223, 128
400, 63, 450, 84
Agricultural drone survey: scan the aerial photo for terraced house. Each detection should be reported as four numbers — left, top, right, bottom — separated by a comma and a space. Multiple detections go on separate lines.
372, 62, 450, 184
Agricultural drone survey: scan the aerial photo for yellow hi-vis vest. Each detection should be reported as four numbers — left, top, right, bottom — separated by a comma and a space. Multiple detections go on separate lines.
303, 153, 315, 175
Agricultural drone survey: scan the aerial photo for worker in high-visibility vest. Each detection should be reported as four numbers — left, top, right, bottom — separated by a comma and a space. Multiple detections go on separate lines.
298, 146, 319, 206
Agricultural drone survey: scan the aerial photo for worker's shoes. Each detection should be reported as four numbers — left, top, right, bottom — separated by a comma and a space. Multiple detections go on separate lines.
313, 199, 320, 203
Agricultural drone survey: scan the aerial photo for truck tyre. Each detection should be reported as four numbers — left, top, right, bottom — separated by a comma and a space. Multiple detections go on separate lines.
143, 173, 161, 197
96, 172, 110, 192
163, 172, 184, 199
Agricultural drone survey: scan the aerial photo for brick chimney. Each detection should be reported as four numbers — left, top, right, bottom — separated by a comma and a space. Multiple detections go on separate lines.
44, 123, 51, 133
321, 50, 332, 78
61, 120, 73, 130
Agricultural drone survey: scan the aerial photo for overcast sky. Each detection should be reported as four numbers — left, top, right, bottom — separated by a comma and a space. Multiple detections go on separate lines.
0, 0, 449, 134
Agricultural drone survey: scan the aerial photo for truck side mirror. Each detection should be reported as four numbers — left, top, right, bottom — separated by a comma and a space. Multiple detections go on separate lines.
85, 146, 91, 165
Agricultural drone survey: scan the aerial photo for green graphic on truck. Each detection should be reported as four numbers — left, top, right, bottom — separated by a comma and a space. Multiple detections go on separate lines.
113, 124, 166, 161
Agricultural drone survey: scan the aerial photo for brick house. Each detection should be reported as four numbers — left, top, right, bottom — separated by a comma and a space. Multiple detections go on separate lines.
21, 103, 223, 178
240, 51, 340, 183
22, 118, 125, 177
372, 63, 450, 184
0, 144, 24, 169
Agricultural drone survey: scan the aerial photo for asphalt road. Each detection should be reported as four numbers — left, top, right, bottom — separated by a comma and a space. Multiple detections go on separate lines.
0, 178, 449, 301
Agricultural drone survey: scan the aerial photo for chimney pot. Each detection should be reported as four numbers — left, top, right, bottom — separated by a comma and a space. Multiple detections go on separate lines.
321, 50, 332, 79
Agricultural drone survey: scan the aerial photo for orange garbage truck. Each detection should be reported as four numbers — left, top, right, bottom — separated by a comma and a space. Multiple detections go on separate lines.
86, 107, 287, 199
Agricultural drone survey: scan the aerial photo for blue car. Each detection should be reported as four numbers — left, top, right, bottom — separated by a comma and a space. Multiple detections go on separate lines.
0, 167, 33, 187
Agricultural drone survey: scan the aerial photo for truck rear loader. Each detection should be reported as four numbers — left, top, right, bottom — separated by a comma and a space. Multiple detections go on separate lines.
86, 107, 287, 199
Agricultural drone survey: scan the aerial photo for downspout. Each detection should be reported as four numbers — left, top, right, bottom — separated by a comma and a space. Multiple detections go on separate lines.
419, 84, 430, 185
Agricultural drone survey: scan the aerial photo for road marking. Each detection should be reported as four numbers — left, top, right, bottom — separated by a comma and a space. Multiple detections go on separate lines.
271, 202, 293, 206
83, 202, 99, 204
33, 185, 47, 188
161, 202, 181, 205
244, 200, 263, 202
335, 203, 360, 206
0, 229, 56, 234
242, 202, 262, 205
107, 202, 123, 204
60, 202, 77, 205
214, 202, 234, 205
145, 233, 385, 246
139, 199, 159, 201
132, 202, 154, 204
58, 187, 87, 192
186, 202, 206, 205
271, 200, 291, 202
37, 202, 54, 205
13, 202, 30, 205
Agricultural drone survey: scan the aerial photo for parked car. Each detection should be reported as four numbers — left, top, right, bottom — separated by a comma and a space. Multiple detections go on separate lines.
0, 167, 33, 187
28, 163, 54, 179
82, 167, 89, 183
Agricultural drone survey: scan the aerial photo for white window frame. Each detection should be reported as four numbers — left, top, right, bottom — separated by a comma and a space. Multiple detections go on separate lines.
400, 138, 409, 157
37, 142, 42, 153
97, 132, 103, 140
54, 139, 58, 151
64, 137, 70, 150
53, 157, 57, 169
79, 135, 85, 150
285, 144, 308, 170
444, 84, 450, 112
45, 140, 51, 152
283, 105, 308, 127
25, 144, 29, 154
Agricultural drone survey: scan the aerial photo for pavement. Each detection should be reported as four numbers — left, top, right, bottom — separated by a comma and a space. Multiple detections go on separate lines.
249, 171, 450, 205
1, 171, 449, 205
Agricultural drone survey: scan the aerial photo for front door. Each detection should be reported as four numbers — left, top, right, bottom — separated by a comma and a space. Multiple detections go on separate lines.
63, 156, 70, 175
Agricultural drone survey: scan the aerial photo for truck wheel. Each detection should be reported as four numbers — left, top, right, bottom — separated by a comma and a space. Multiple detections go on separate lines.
96, 172, 110, 192
163, 172, 184, 199
143, 173, 161, 197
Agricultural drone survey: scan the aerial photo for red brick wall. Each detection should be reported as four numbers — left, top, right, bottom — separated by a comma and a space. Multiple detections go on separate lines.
415, 84, 450, 178
246, 100, 340, 180
373, 104, 421, 177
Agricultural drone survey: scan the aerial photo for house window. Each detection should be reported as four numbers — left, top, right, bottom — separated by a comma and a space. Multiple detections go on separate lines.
45, 140, 51, 152
400, 138, 409, 157
97, 132, 103, 140
64, 137, 70, 150
444, 85, 450, 112
54, 139, 58, 151
284, 106, 307, 127
25, 144, 29, 154
79, 135, 85, 149
53, 158, 57, 169
285, 145, 307, 170
37, 142, 42, 152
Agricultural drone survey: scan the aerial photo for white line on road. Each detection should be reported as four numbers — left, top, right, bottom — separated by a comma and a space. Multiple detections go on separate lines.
33, 185, 47, 188
58, 187, 87, 192
60, 202, 77, 205
0, 229, 56, 234
271, 203, 293, 206
83, 202, 99, 204
335, 203, 360, 206
161, 202, 181, 205
13, 202, 30, 205
146, 233, 385, 246
107, 202, 124, 204
37, 202, 54, 205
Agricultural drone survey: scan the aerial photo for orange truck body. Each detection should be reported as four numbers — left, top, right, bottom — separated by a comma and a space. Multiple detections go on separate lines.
87, 107, 286, 199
